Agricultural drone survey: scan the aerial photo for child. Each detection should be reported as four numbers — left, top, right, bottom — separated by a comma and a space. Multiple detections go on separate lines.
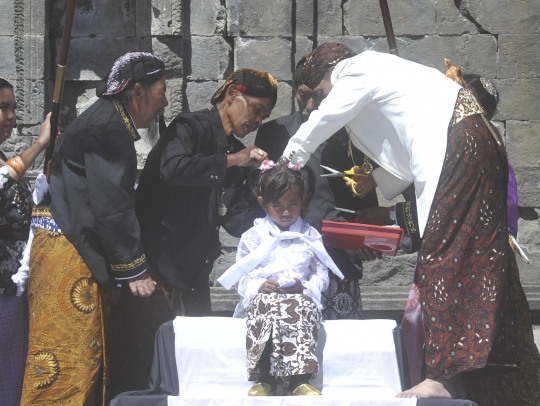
218, 160, 344, 396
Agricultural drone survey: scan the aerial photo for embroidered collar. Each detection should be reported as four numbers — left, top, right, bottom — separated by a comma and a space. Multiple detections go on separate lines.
112, 99, 140, 141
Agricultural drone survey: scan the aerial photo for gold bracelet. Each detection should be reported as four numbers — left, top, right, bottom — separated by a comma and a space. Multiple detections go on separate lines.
6, 158, 26, 178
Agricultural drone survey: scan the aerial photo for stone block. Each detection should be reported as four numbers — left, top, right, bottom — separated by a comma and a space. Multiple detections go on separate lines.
317, 36, 367, 54
58, 81, 100, 129
461, 0, 540, 34
506, 121, 540, 167
360, 252, 417, 286
296, 0, 314, 36
191, 0, 226, 36
294, 36, 313, 66
318, 0, 342, 36
51, 0, 137, 38
455, 35, 497, 78
234, 37, 292, 81
435, 0, 477, 35
268, 81, 293, 121
185, 80, 218, 112
24, 35, 46, 80
24, 1, 48, 36
0, 36, 16, 79
495, 79, 540, 121
152, 36, 183, 79
60, 37, 150, 81
226, 0, 239, 37
344, 0, 436, 36
12, 80, 45, 126
0, 1, 14, 35
498, 35, 540, 79
151, 0, 182, 36
491, 121, 505, 145
238, 0, 292, 37
513, 166, 540, 208
189, 36, 232, 81
164, 78, 183, 123
136, 0, 152, 37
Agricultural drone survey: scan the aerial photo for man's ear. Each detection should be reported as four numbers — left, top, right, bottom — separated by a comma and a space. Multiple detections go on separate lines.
132, 82, 143, 101
226, 84, 239, 101
257, 196, 267, 211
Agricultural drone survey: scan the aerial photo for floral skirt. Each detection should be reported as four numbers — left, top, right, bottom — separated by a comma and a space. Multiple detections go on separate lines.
322, 273, 363, 320
20, 229, 105, 405
418, 113, 540, 404
246, 293, 321, 381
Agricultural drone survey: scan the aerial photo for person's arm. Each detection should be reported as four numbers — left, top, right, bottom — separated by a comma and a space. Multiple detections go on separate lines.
300, 256, 330, 306
283, 70, 373, 166
3, 113, 52, 181
160, 119, 267, 188
84, 123, 154, 296
235, 230, 267, 305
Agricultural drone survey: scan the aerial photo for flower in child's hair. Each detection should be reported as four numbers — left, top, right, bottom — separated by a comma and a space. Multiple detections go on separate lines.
260, 160, 278, 173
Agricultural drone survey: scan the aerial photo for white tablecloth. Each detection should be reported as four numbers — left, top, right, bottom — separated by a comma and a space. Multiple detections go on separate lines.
168, 317, 416, 406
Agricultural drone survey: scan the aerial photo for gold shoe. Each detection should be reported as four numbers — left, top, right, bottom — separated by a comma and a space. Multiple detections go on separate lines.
288, 383, 322, 396
247, 382, 275, 396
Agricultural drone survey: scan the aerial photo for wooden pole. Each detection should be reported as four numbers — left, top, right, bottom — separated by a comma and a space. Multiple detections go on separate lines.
43, 0, 76, 173
379, 0, 399, 56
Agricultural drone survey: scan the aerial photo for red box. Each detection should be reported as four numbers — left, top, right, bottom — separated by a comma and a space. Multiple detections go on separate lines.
319, 220, 404, 256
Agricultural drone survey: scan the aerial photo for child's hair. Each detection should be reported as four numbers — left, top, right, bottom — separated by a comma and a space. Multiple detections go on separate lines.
0, 78, 14, 91
463, 74, 499, 119
248, 161, 315, 204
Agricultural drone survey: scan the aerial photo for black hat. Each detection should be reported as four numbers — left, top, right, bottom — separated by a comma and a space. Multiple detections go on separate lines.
96, 52, 165, 98
211, 68, 278, 107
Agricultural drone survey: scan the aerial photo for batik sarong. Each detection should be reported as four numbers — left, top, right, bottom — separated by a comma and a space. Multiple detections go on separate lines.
246, 293, 321, 381
322, 273, 363, 320
418, 90, 540, 405
20, 227, 106, 405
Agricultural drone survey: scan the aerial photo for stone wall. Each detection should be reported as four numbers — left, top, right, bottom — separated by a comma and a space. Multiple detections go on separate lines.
0, 0, 538, 290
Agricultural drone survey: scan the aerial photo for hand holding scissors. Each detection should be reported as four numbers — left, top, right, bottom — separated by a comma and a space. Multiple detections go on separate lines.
320, 164, 373, 196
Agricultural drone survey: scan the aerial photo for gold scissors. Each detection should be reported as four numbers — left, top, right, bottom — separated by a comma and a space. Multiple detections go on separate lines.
320, 164, 373, 196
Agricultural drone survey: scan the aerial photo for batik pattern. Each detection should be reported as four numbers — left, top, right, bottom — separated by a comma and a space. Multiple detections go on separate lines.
321, 273, 363, 320
246, 293, 321, 382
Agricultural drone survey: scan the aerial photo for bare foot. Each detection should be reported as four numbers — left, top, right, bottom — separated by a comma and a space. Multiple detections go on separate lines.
395, 378, 453, 399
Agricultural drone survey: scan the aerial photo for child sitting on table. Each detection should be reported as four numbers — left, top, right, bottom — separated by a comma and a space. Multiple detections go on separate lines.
218, 160, 344, 397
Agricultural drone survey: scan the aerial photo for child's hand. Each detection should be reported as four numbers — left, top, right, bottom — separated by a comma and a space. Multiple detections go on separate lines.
259, 279, 280, 294
277, 278, 305, 294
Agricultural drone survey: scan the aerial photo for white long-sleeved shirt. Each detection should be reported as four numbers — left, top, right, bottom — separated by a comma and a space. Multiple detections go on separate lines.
283, 51, 461, 236
235, 217, 330, 316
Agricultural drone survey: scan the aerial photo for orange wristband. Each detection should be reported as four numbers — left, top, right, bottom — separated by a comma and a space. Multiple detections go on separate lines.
6, 158, 26, 178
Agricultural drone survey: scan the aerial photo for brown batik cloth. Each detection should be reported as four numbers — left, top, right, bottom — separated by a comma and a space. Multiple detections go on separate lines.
20, 228, 106, 405
322, 273, 363, 320
418, 89, 540, 405
246, 293, 321, 381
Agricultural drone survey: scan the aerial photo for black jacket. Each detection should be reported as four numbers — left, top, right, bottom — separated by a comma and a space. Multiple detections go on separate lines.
136, 107, 247, 291
50, 99, 146, 290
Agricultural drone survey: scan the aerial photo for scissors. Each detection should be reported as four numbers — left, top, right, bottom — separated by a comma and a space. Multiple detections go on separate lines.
320, 164, 373, 196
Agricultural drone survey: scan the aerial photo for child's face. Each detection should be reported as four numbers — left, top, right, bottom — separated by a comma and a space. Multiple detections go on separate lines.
258, 188, 306, 231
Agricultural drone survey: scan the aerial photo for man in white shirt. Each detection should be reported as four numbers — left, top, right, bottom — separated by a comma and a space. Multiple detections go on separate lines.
282, 43, 540, 404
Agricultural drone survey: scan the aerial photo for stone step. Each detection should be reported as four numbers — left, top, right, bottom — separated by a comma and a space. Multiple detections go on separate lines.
210, 285, 540, 312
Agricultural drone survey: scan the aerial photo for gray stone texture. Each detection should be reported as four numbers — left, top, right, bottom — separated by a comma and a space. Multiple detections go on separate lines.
237, 0, 292, 37
234, 37, 292, 81
318, 0, 342, 36
191, 0, 227, 36
0, 36, 16, 79
461, 0, 540, 34
151, 0, 182, 36
0, 1, 15, 35
498, 35, 540, 79
164, 78, 183, 123
296, 0, 314, 36
344, 0, 437, 36
152, 36, 184, 78
294, 36, 313, 66
495, 80, 540, 121
185, 80, 218, 112
435, 0, 478, 35
189, 36, 231, 80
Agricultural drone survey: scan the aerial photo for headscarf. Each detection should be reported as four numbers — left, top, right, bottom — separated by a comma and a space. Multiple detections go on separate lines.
211, 68, 278, 107
302, 42, 357, 89
96, 52, 165, 98
293, 54, 310, 84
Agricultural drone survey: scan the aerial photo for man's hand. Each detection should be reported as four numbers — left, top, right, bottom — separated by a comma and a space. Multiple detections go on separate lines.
128, 272, 156, 297
356, 248, 383, 261
346, 171, 377, 198
355, 207, 394, 225
227, 146, 268, 167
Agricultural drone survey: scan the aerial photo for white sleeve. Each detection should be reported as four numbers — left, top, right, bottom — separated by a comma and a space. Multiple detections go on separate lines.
235, 229, 266, 308
11, 227, 35, 297
372, 167, 413, 200
283, 66, 373, 166
302, 256, 330, 308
